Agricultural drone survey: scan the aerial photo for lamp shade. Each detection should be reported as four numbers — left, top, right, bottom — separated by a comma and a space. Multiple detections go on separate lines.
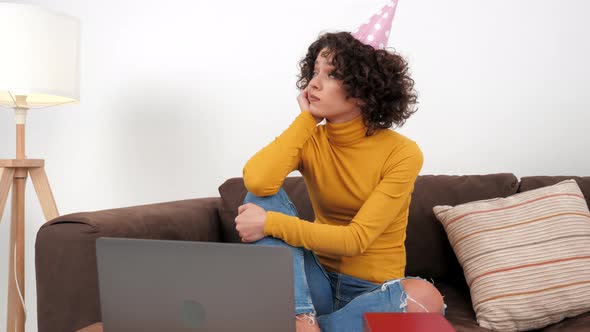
0, 3, 80, 109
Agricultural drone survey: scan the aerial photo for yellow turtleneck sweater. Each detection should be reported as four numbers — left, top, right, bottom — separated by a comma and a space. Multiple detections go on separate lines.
243, 111, 423, 283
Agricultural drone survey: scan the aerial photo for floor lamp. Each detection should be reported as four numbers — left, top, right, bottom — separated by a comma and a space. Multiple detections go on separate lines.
0, 4, 81, 332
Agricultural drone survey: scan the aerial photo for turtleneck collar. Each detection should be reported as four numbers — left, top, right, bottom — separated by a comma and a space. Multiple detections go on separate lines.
325, 115, 369, 146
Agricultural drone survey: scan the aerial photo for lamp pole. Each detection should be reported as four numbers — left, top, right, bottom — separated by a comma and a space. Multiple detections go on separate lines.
8, 96, 28, 332
0, 96, 59, 332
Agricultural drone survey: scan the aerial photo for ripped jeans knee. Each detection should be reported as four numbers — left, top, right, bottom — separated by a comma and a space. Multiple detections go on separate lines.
380, 277, 447, 315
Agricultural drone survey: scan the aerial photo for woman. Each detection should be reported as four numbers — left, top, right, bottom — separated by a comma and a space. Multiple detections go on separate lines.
234, 32, 445, 332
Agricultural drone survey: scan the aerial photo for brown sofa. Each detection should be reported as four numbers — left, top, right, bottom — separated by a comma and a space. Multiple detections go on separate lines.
35, 174, 590, 332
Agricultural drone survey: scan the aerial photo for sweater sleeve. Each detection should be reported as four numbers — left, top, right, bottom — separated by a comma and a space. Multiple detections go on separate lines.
263, 142, 424, 256
242, 111, 318, 196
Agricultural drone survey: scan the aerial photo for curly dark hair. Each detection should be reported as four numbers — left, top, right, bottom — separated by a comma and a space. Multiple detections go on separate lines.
296, 31, 418, 135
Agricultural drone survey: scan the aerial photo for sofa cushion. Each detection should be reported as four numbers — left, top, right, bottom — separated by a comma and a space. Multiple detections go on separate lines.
218, 176, 314, 243
405, 173, 519, 285
433, 179, 590, 331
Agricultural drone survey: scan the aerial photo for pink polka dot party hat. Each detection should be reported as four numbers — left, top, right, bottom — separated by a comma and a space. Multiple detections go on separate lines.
352, 0, 399, 50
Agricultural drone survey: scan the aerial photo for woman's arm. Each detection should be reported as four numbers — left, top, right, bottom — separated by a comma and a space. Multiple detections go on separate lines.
243, 92, 320, 196
263, 142, 423, 256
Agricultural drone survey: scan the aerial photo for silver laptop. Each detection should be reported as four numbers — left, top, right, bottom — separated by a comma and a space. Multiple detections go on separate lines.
96, 237, 295, 332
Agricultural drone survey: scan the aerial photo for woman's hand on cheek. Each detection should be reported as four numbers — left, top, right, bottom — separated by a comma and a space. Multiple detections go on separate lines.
297, 89, 311, 112
234, 203, 267, 242
298, 88, 324, 123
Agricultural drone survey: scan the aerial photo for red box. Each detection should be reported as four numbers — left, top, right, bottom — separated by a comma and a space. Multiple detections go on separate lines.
363, 313, 456, 332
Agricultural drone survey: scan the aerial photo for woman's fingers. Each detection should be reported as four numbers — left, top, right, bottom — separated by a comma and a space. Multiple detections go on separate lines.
297, 90, 310, 112
237, 203, 250, 214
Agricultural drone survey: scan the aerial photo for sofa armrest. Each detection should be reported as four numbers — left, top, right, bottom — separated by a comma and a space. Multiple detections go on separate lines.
35, 197, 221, 332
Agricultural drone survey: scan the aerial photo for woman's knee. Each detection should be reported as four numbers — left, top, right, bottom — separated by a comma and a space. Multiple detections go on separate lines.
243, 187, 297, 217
400, 279, 444, 314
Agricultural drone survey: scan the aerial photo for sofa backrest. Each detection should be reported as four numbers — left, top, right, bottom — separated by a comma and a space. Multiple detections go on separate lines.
218, 174, 520, 284
518, 176, 590, 208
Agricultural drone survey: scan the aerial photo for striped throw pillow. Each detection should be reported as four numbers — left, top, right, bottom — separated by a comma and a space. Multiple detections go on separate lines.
433, 179, 590, 331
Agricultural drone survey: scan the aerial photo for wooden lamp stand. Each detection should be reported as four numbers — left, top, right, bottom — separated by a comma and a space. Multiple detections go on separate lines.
0, 104, 59, 332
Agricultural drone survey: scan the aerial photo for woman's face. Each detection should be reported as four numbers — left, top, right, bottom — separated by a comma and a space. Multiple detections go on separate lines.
306, 48, 362, 123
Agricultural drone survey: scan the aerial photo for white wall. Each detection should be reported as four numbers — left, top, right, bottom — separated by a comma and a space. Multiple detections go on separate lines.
0, 0, 589, 330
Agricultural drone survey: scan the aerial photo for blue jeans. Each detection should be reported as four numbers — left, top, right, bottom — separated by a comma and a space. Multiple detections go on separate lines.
243, 187, 446, 332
